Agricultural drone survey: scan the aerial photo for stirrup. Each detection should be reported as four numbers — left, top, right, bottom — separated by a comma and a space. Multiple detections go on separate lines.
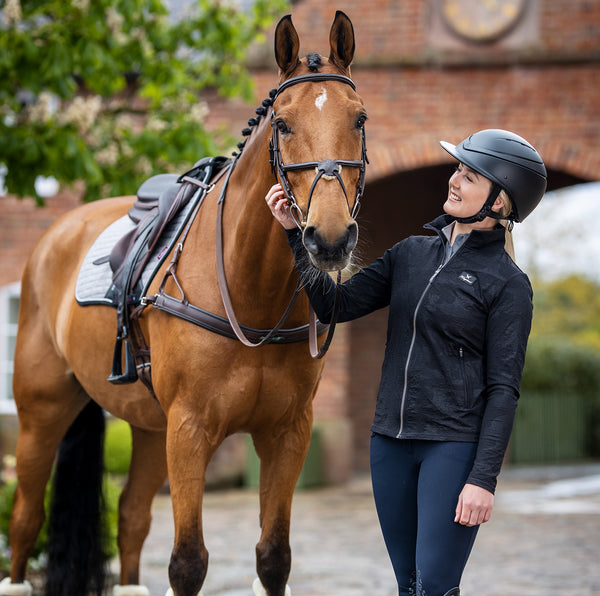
108, 332, 138, 384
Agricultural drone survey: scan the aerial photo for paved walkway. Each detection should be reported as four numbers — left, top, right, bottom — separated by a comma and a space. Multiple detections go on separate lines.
129, 463, 600, 596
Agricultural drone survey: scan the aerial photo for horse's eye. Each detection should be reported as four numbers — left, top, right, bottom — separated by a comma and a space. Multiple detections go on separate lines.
355, 114, 367, 129
276, 119, 291, 134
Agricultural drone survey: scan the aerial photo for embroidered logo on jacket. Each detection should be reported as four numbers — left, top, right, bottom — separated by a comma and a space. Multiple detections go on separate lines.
459, 272, 477, 285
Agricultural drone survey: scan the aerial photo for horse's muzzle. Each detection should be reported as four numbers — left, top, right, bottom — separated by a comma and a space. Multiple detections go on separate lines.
302, 222, 358, 271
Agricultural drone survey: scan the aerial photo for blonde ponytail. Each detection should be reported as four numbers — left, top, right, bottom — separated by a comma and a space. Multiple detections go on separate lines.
498, 190, 516, 262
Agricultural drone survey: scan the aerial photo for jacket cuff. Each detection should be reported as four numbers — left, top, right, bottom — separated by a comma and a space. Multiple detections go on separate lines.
465, 474, 497, 495
284, 227, 302, 241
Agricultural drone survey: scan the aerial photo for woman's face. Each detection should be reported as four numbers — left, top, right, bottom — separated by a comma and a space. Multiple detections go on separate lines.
443, 163, 493, 220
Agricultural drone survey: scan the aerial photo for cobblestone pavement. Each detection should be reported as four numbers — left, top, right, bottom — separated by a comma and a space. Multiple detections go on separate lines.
129, 463, 600, 596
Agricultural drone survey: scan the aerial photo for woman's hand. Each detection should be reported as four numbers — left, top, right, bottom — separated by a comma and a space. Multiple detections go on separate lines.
455, 483, 494, 527
265, 183, 297, 230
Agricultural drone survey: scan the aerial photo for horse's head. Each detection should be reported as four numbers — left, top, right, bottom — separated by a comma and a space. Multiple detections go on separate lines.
271, 11, 368, 272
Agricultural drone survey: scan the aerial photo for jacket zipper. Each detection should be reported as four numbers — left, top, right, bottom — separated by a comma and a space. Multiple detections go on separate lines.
396, 232, 470, 438
396, 261, 444, 438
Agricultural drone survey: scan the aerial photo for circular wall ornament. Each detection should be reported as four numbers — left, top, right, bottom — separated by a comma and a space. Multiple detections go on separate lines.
441, 0, 528, 43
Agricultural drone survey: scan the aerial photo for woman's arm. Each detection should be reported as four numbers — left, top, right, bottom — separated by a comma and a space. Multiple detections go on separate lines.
455, 274, 533, 527
265, 183, 393, 323
465, 274, 534, 492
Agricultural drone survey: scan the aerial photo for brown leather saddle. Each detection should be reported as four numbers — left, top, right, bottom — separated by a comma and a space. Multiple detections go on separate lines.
107, 156, 231, 386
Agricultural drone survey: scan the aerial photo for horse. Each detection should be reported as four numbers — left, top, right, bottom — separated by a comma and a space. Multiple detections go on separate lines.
3, 10, 367, 596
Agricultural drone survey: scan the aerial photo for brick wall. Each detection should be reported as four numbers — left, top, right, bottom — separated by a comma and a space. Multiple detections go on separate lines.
1, 0, 598, 477
0, 190, 82, 284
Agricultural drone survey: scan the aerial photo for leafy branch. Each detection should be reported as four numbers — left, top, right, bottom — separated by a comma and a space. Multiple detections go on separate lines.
0, 0, 287, 202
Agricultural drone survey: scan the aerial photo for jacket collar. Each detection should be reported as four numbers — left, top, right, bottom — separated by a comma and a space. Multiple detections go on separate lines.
423, 214, 506, 249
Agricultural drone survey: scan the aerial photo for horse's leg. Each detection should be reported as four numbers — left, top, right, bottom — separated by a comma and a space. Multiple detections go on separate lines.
252, 412, 313, 596
5, 294, 90, 593
114, 426, 168, 595
8, 384, 86, 586
165, 405, 218, 596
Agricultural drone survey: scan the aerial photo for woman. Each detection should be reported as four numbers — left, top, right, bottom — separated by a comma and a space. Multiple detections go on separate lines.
266, 129, 546, 596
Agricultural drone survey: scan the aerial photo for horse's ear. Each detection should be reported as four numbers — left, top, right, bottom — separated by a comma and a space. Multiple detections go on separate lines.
329, 10, 355, 71
274, 14, 300, 75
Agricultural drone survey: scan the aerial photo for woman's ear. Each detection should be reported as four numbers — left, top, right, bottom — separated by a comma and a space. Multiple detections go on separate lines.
491, 194, 505, 213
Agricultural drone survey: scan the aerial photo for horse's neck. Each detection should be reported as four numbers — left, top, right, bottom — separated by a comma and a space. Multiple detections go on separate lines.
216, 124, 307, 323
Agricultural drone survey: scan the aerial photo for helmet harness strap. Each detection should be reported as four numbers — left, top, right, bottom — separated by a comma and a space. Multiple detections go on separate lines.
455, 183, 512, 225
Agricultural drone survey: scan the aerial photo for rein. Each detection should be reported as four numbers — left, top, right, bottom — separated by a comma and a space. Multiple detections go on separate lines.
215, 157, 306, 349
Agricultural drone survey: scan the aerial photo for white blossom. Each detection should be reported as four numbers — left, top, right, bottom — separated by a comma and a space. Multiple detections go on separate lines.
121, 143, 134, 159
71, 0, 89, 13
60, 95, 102, 133
2, 0, 22, 26
114, 114, 133, 136
189, 101, 210, 125
106, 7, 127, 45
146, 116, 168, 133
95, 144, 119, 167
130, 27, 152, 56
134, 156, 153, 176
26, 91, 55, 124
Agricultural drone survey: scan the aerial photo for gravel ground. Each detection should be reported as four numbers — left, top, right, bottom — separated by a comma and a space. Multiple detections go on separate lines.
128, 463, 600, 596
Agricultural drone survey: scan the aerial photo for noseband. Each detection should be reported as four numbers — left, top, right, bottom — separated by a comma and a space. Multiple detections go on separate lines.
269, 73, 369, 228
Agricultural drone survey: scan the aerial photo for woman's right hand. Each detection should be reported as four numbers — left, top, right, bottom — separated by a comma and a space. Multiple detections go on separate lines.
265, 183, 297, 230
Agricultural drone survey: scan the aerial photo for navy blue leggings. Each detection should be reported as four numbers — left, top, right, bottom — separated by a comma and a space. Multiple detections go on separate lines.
370, 434, 480, 596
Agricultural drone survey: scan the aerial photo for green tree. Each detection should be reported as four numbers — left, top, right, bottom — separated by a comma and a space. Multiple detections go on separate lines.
530, 275, 600, 351
0, 0, 287, 202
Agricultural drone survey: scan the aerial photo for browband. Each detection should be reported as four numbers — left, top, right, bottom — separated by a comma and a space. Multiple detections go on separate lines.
273, 73, 356, 100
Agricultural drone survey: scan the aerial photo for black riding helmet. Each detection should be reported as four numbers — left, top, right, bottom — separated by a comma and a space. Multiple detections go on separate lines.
440, 129, 547, 223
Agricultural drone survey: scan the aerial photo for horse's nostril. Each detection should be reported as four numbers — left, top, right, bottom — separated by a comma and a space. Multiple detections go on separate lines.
303, 225, 319, 255
346, 222, 358, 252
302, 223, 358, 262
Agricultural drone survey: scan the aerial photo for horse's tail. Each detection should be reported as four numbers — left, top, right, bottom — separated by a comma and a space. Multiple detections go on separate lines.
45, 400, 109, 596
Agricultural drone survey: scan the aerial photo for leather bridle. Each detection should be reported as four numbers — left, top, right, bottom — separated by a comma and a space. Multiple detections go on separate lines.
269, 72, 369, 229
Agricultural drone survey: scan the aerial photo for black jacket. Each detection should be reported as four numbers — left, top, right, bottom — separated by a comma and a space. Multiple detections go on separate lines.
286, 214, 533, 493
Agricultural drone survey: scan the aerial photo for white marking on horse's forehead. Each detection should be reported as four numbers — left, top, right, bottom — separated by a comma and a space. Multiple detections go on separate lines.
315, 87, 327, 111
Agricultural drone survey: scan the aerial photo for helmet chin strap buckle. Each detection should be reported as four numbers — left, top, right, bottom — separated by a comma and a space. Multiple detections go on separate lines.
455, 184, 506, 224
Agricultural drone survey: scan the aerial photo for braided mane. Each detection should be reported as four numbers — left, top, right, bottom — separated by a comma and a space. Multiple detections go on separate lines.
234, 52, 323, 155
233, 88, 277, 156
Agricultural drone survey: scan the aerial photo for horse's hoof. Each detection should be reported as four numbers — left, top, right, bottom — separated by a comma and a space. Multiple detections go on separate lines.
113, 585, 151, 596
0, 578, 33, 596
165, 588, 203, 596
252, 578, 291, 596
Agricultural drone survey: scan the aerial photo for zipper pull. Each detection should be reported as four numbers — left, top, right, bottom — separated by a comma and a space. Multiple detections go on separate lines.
429, 264, 443, 283
459, 347, 464, 358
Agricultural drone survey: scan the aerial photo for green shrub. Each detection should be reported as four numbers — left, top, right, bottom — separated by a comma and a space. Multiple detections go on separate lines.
0, 475, 120, 575
104, 418, 132, 476
0, 481, 49, 573
521, 337, 600, 456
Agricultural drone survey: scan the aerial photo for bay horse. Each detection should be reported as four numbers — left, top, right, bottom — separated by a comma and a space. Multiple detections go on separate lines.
4, 10, 367, 596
